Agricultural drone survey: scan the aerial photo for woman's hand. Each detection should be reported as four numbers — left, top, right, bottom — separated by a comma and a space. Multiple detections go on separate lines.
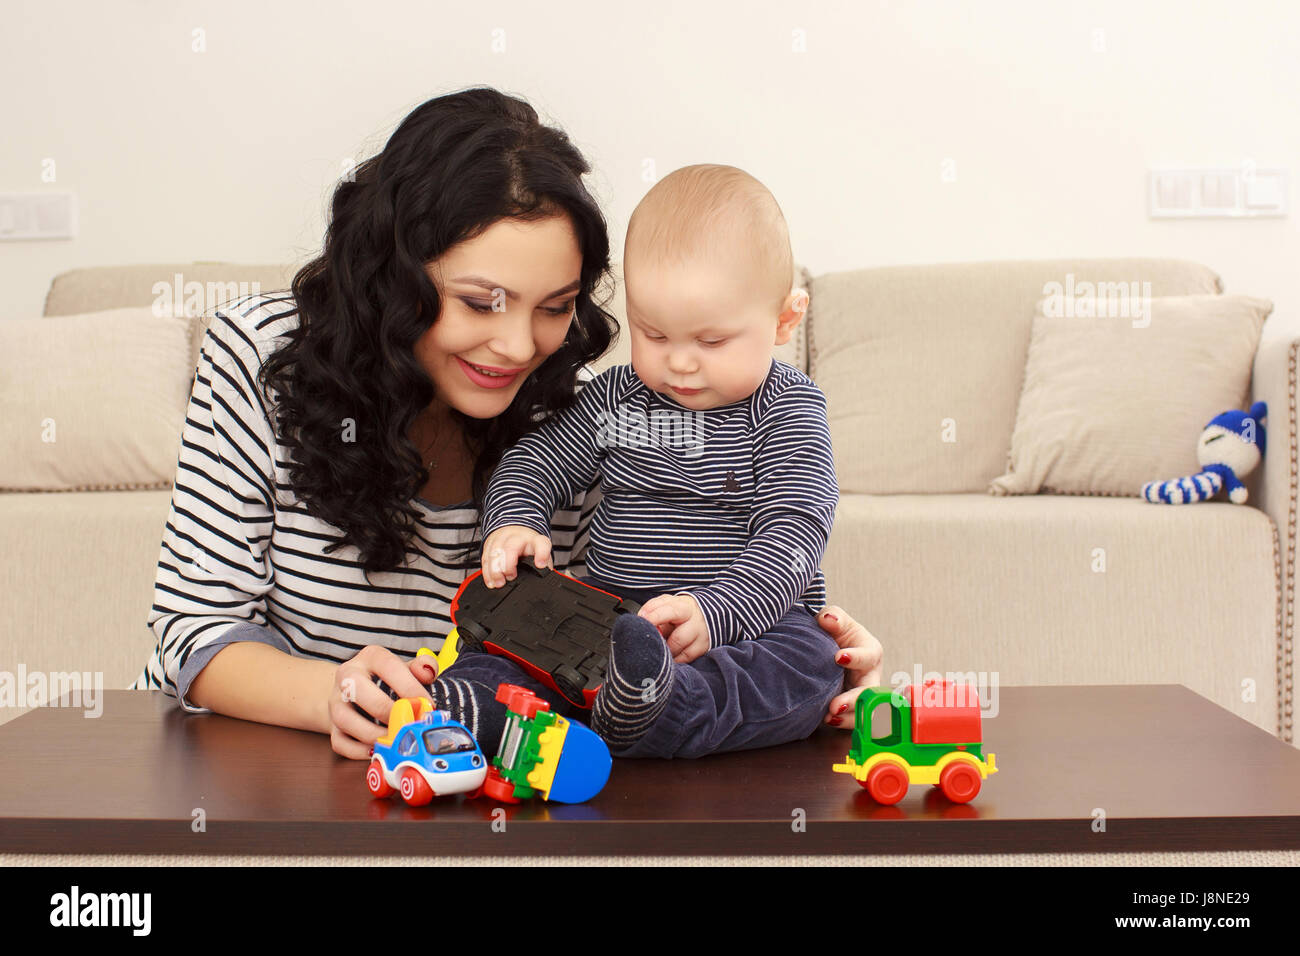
814, 605, 884, 730
328, 645, 439, 759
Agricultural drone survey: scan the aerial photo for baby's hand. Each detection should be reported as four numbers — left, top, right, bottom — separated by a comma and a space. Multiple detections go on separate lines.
482, 525, 553, 588
638, 593, 710, 663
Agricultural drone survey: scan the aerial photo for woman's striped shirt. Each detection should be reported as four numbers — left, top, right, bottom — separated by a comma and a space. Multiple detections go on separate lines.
131, 292, 600, 713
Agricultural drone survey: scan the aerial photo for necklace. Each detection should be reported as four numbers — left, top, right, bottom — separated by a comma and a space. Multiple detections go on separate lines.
419, 420, 460, 471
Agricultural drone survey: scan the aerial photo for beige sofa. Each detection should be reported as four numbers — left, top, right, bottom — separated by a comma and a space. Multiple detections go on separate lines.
2, 258, 1293, 754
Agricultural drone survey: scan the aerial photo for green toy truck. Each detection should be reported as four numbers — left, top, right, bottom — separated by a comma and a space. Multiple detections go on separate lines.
833, 679, 998, 804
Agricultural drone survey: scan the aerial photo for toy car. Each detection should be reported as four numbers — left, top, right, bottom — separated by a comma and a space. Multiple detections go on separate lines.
439, 558, 642, 708
483, 683, 611, 804
832, 679, 998, 805
367, 697, 488, 806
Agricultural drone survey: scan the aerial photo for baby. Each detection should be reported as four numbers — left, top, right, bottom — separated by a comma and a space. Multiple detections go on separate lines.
469, 164, 843, 759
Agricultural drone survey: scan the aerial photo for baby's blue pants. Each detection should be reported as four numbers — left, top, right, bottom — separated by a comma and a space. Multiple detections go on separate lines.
443, 572, 844, 759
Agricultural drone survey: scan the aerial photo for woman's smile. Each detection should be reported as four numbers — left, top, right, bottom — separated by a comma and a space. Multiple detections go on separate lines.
456, 355, 526, 388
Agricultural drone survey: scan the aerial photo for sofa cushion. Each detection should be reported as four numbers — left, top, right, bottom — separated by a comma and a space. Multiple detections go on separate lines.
808, 258, 1223, 493
43, 262, 298, 318
0, 489, 172, 726
990, 294, 1272, 498
823, 491, 1280, 738
0, 308, 194, 491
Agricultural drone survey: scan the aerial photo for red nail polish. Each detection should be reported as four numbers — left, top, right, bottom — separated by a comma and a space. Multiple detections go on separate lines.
836, 652, 851, 665
828, 716, 842, 726
837, 702, 850, 715
823, 613, 838, 623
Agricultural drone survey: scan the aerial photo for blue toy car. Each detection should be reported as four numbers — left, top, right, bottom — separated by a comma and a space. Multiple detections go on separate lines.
366, 697, 488, 806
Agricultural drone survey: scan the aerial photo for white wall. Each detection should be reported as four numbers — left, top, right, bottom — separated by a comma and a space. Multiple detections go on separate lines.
2, 0, 1297, 325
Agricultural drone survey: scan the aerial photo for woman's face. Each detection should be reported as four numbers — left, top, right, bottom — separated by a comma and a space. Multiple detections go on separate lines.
418, 214, 583, 421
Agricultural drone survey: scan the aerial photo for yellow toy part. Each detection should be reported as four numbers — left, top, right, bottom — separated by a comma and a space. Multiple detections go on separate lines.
525, 715, 571, 801
377, 695, 434, 746
832, 750, 997, 785
417, 630, 461, 678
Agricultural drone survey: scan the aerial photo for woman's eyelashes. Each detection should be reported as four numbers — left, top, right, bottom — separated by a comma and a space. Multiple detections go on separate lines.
461, 298, 575, 316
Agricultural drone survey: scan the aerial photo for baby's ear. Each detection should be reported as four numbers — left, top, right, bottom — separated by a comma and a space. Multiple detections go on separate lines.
776, 288, 809, 345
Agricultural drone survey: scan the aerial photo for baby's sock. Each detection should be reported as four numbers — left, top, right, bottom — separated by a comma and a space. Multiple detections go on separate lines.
592, 613, 675, 748
375, 675, 508, 757
427, 676, 509, 757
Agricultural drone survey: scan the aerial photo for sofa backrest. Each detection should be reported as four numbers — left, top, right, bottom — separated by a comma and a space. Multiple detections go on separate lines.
43, 262, 300, 318
42, 261, 812, 378
807, 257, 1223, 493
42, 257, 1226, 496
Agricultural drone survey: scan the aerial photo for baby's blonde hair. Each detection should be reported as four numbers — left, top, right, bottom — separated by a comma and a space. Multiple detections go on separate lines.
626, 164, 794, 315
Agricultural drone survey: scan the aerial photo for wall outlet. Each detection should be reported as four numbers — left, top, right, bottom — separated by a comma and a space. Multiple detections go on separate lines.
1148, 168, 1287, 218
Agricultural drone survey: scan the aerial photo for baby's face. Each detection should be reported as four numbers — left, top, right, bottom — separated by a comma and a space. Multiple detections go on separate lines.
623, 258, 788, 411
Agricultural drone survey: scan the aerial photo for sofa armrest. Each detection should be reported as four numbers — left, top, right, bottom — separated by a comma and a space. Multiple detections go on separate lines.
1251, 315, 1300, 743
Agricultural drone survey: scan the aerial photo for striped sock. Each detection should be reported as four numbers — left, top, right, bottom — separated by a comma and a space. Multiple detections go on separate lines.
374, 674, 508, 758
428, 677, 508, 758
592, 613, 675, 747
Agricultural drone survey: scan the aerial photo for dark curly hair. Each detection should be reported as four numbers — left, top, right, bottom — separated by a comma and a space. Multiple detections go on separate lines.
259, 87, 618, 575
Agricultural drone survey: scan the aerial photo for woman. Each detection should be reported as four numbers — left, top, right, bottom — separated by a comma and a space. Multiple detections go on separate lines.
132, 86, 882, 758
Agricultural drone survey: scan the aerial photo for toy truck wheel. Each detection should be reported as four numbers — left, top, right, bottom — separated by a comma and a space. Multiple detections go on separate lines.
366, 759, 393, 798
553, 664, 585, 704
399, 768, 435, 806
483, 766, 521, 804
939, 760, 982, 804
457, 620, 488, 652
864, 762, 909, 805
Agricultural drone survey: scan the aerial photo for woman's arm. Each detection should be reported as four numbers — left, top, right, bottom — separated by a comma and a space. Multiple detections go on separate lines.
188, 642, 339, 733
188, 642, 430, 756
140, 310, 432, 747
140, 311, 285, 714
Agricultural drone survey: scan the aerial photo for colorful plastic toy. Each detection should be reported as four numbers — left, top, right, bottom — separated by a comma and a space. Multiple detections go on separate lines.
482, 683, 612, 804
367, 697, 488, 806
833, 679, 998, 805
438, 558, 641, 708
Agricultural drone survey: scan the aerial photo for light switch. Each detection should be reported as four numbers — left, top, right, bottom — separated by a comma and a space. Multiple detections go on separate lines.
1158, 175, 1179, 207
1149, 168, 1287, 218
0, 191, 77, 240
1201, 174, 1218, 206
1245, 175, 1285, 210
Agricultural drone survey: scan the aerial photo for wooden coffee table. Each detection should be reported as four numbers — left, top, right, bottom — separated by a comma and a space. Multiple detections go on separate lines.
1, 684, 1298, 857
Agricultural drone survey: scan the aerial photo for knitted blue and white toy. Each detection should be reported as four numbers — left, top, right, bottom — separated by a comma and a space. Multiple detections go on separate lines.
1141, 401, 1267, 504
